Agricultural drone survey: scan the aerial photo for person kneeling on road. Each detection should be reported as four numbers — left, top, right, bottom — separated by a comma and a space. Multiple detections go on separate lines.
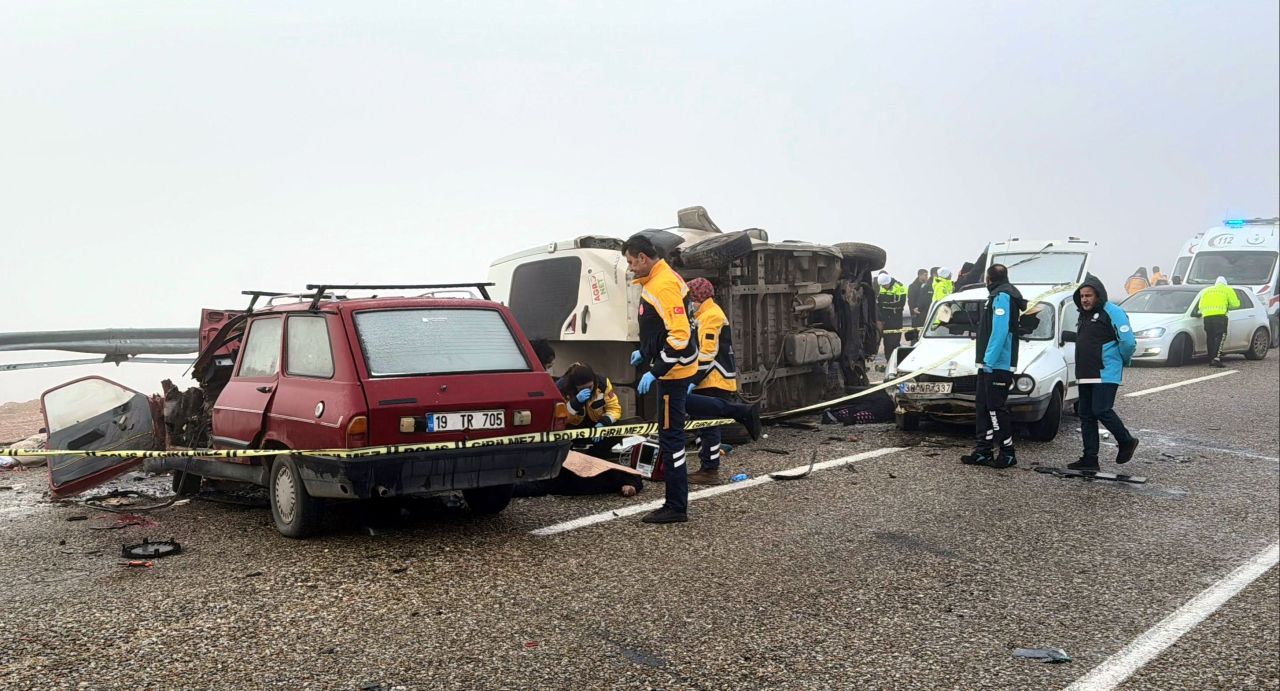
556, 362, 624, 459
1064, 275, 1139, 471
961, 264, 1024, 468
681, 278, 762, 485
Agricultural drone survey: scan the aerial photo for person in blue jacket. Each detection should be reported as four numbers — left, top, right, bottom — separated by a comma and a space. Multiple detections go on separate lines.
1065, 275, 1139, 470
962, 264, 1026, 468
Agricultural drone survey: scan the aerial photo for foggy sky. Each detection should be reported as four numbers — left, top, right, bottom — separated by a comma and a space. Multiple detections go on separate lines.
2, 1, 1277, 403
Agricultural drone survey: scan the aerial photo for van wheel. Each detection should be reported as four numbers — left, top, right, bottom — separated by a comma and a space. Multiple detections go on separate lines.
677, 231, 754, 269
834, 242, 887, 272
895, 412, 921, 431
1245, 328, 1270, 360
1026, 388, 1063, 442
1167, 333, 1191, 367
172, 469, 202, 496
463, 484, 514, 515
269, 455, 322, 538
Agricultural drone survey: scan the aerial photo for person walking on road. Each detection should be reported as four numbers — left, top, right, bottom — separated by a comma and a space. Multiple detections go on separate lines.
1064, 275, 1139, 471
907, 268, 930, 343
623, 234, 699, 524
682, 278, 761, 485
1200, 276, 1240, 368
961, 264, 1025, 468
1124, 267, 1150, 295
877, 273, 908, 357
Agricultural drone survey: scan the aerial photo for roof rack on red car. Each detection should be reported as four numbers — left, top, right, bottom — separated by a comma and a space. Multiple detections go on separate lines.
304, 283, 494, 310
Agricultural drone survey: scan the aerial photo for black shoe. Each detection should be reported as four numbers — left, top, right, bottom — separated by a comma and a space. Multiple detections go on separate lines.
641, 506, 688, 524
1116, 438, 1139, 464
960, 451, 991, 465
1067, 457, 1100, 471
1211, 359, 1225, 368
994, 448, 1017, 468
742, 404, 763, 442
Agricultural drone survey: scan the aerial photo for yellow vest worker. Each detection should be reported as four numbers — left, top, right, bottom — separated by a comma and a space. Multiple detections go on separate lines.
1200, 277, 1240, 366
633, 259, 698, 381
690, 296, 737, 393
932, 270, 955, 303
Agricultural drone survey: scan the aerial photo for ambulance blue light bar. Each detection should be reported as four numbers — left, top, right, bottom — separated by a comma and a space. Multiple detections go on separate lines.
1224, 219, 1246, 228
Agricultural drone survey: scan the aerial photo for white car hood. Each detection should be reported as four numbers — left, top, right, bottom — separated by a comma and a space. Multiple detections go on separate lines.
897, 339, 1052, 376
1126, 313, 1184, 331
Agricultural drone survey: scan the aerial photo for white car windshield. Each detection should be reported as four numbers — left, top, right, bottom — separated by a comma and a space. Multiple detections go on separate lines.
991, 252, 1086, 285
924, 300, 1054, 340
1120, 290, 1199, 314
1185, 250, 1278, 286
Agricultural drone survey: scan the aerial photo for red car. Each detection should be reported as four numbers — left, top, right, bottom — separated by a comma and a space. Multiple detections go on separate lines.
45, 284, 571, 537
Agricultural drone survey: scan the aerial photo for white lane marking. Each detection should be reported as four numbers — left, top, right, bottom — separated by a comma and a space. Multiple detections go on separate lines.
529, 447, 905, 537
1065, 542, 1280, 691
1123, 370, 1238, 398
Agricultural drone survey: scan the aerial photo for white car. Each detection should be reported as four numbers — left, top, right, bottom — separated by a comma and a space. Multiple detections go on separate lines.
1121, 286, 1271, 366
885, 285, 1080, 442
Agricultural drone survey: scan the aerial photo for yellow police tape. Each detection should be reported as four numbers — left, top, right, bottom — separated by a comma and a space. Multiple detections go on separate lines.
3, 418, 737, 460
5, 283, 1079, 458
767, 282, 1077, 421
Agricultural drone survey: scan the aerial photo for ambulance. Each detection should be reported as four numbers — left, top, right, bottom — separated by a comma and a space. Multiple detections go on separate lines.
1183, 218, 1280, 348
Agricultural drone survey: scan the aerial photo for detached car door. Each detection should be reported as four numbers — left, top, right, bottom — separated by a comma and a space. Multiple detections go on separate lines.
211, 315, 283, 450
43, 376, 162, 498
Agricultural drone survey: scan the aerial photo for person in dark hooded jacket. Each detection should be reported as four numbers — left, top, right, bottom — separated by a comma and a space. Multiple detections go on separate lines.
961, 264, 1026, 468
1064, 275, 1139, 470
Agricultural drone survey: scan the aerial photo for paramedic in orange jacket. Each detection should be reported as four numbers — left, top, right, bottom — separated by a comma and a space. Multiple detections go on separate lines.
623, 235, 698, 524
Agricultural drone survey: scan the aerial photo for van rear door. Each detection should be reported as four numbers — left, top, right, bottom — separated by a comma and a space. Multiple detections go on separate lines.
42, 376, 161, 498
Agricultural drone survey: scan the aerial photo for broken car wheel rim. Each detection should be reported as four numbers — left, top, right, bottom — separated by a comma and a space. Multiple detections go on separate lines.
274, 465, 297, 523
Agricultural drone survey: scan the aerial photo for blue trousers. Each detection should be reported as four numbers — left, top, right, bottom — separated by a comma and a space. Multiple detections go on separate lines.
657, 378, 690, 512
686, 389, 747, 471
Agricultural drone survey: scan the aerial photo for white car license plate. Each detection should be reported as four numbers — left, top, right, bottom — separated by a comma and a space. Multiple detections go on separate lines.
426, 410, 504, 432
900, 382, 953, 394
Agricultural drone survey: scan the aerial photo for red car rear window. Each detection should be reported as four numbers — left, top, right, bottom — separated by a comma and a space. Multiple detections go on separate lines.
353, 308, 531, 377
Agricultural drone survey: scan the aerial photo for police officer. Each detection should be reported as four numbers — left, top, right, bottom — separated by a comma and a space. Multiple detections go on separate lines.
877, 273, 908, 357
961, 264, 1025, 468
622, 235, 699, 524
1200, 276, 1240, 367
682, 278, 761, 485
932, 268, 955, 305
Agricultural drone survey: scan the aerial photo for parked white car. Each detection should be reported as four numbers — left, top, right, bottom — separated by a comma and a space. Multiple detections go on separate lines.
1121, 286, 1271, 366
885, 285, 1080, 441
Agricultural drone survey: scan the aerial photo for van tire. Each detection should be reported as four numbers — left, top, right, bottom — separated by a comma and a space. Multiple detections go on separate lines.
463, 484, 515, 515
1026, 388, 1063, 442
1245, 328, 1270, 360
269, 455, 323, 538
834, 242, 887, 272
895, 411, 921, 431
677, 231, 754, 270
172, 469, 202, 496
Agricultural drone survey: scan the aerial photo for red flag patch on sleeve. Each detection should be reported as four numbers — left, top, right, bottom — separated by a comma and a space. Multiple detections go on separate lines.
673, 307, 685, 315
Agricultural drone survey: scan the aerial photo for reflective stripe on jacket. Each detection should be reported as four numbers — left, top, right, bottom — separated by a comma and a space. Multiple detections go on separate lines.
560, 375, 623, 427
689, 298, 738, 393
1198, 284, 1240, 317
931, 277, 954, 303
633, 259, 698, 380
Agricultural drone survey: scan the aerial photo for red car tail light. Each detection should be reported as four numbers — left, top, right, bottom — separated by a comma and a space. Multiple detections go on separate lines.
552, 402, 569, 430
346, 416, 369, 448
